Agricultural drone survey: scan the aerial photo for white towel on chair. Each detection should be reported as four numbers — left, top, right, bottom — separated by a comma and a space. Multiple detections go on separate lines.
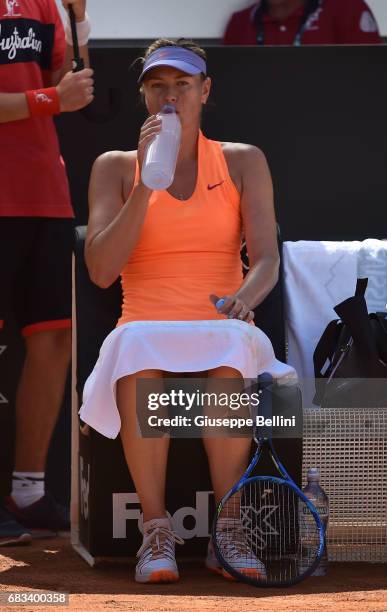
357, 239, 387, 313
283, 240, 361, 406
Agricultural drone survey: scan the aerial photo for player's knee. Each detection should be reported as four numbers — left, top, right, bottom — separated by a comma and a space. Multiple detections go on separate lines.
117, 369, 165, 421
137, 369, 164, 378
119, 369, 164, 383
207, 365, 242, 379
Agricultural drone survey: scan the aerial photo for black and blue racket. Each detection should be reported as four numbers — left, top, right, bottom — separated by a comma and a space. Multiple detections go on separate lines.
212, 373, 325, 587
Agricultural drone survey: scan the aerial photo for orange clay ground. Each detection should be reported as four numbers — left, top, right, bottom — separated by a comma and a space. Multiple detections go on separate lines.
0, 537, 386, 611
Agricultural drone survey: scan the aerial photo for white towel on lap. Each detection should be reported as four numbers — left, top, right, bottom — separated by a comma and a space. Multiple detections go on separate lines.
79, 319, 297, 439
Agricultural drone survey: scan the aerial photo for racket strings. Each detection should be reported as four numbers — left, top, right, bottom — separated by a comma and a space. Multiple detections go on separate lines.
215, 479, 321, 585
217, 519, 256, 559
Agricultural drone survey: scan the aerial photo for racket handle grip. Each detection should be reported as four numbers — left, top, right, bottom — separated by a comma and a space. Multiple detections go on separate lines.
72, 57, 85, 72
257, 372, 274, 425
68, 4, 83, 72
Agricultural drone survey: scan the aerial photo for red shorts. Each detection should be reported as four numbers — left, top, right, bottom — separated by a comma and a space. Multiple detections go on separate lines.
0, 218, 73, 337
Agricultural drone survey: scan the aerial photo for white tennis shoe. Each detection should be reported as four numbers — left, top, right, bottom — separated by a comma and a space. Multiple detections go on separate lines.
215, 518, 267, 580
135, 517, 184, 583
205, 537, 223, 575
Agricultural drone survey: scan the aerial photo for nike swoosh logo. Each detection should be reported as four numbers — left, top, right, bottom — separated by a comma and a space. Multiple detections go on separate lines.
207, 181, 224, 190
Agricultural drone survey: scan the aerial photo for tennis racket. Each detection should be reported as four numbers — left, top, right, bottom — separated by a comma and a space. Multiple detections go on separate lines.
68, 4, 84, 72
68, 5, 120, 123
212, 372, 325, 587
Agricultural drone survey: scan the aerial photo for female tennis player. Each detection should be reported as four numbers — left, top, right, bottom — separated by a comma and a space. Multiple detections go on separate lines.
80, 38, 296, 584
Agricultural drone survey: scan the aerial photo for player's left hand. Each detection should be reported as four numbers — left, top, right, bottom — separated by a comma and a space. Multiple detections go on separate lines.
209, 294, 255, 323
62, 0, 86, 22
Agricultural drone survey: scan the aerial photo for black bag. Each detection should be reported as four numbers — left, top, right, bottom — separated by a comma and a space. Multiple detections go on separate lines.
313, 278, 387, 407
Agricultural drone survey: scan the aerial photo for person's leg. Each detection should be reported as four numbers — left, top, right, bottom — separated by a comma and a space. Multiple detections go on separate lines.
117, 368, 170, 522
5, 219, 72, 526
202, 366, 266, 579
14, 328, 71, 472
117, 368, 183, 583
201, 366, 252, 504
0, 219, 34, 543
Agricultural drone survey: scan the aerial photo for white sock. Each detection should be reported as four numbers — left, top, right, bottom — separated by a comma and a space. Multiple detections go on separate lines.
11, 471, 45, 508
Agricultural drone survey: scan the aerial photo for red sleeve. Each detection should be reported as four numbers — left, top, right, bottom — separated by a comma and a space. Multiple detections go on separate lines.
333, 0, 382, 44
48, 0, 66, 71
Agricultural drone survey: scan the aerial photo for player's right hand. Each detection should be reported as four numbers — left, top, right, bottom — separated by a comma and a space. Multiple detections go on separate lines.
209, 293, 255, 323
56, 68, 94, 112
137, 115, 162, 172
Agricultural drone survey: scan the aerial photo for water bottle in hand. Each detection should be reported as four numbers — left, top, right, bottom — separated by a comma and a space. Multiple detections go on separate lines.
298, 467, 329, 576
141, 104, 181, 190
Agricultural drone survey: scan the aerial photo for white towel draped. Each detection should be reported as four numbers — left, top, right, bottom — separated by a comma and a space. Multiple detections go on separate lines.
283, 239, 387, 407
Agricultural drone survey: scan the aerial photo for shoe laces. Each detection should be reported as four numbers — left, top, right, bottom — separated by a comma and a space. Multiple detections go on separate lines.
218, 523, 253, 560
137, 525, 184, 561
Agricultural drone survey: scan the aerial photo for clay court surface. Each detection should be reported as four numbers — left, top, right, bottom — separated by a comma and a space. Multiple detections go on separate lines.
0, 538, 386, 611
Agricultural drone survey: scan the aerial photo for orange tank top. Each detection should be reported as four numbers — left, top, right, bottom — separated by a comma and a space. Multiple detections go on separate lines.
117, 130, 243, 325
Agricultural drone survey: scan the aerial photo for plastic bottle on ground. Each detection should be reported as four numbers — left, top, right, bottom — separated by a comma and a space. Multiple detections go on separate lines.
299, 467, 329, 576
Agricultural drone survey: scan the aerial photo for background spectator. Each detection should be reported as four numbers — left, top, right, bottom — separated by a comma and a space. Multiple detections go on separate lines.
224, 0, 382, 46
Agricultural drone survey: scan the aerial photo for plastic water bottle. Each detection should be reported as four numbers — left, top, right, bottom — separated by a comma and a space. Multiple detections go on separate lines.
141, 104, 181, 190
298, 468, 329, 576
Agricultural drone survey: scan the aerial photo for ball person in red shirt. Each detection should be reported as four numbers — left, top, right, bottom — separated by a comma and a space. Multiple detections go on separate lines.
224, 0, 382, 46
0, 0, 93, 545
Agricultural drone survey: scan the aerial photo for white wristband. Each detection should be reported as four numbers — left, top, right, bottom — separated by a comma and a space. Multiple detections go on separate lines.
65, 12, 91, 47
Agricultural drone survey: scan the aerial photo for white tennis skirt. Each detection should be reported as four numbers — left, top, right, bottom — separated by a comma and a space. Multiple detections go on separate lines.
79, 319, 297, 439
